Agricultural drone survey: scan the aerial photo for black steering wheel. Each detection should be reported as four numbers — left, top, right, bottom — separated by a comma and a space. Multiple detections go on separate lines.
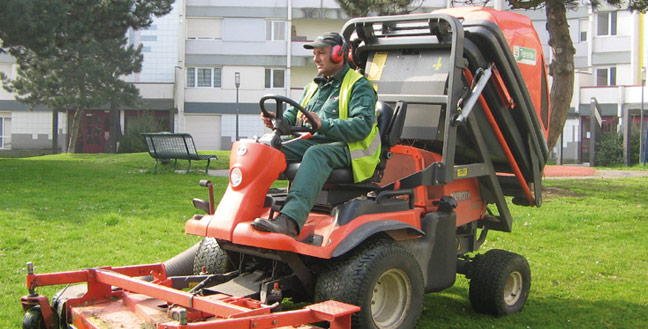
259, 95, 317, 135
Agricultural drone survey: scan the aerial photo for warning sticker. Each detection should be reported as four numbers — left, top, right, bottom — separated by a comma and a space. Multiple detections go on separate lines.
367, 52, 388, 81
513, 46, 536, 65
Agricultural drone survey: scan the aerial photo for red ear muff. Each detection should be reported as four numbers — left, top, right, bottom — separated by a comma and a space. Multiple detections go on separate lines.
347, 48, 355, 66
330, 44, 344, 63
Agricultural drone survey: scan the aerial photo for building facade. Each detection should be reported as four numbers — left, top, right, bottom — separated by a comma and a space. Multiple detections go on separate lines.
0, 1, 646, 162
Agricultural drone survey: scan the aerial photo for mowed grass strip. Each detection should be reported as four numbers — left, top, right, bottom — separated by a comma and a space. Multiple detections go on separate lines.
1, 153, 646, 328
0, 152, 229, 327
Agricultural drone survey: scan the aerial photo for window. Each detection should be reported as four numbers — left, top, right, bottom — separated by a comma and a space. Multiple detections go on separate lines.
579, 19, 588, 42
597, 12, 617, 36
186, 67, 222, 88
0, 115, 11, 149
187, 18, 222, 39
186, 68, 195, 87
596, 67, 616, 86
265, 68, 285, 89
266, 21, 286, 41
197, 68, 212, 87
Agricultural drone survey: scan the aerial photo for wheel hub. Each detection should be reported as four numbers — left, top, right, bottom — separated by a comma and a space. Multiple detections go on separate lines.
503, 270, 523, 306
371, 268, 411, 328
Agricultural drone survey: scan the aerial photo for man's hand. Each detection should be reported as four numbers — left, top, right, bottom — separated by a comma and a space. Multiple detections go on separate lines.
260, 112, 276, 129
301, 112, 321, 130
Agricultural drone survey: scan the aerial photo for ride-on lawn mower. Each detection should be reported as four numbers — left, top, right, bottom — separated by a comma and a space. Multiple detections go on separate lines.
21, 7, 551, 329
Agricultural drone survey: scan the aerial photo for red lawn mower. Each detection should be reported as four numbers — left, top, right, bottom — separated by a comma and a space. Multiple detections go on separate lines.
21, 7, 550, 329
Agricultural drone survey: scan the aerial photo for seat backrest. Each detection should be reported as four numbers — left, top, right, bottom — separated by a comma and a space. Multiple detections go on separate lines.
384, 101, 408, 148
373, 101, 408, 174
375, 101, 394, 142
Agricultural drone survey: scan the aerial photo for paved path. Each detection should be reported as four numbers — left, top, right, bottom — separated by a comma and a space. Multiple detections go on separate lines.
543, 165, 648, 179
207, 169, 229, 177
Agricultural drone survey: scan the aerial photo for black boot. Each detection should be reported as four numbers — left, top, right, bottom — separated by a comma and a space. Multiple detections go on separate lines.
251, 213, 299, 238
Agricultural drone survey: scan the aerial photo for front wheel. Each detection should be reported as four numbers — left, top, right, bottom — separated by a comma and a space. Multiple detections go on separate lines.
315, 239, 424, 329
468, 249, 531, 316
23, 306, 57, 329
192, 237, 233, 274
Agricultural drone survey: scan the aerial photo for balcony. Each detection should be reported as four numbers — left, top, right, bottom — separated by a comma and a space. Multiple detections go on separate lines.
580, 84, 646, 106
135, 82, 175, 99
592, 35, 631, 54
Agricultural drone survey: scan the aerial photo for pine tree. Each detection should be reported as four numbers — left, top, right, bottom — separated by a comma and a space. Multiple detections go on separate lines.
0, 0, 173, 153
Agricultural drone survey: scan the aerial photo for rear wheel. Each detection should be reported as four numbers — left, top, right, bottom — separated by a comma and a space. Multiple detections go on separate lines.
193, 237, 233, 274
315, 239, 424, 329
468, 249, 531, 316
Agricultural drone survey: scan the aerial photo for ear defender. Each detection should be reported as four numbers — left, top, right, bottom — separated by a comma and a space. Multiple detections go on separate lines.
330, 44, 344, 63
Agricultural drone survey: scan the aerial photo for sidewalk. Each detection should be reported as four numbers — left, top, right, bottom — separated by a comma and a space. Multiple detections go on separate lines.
543, 165, 595, 177
207, 169, 229, 177
544, 165, 648, 179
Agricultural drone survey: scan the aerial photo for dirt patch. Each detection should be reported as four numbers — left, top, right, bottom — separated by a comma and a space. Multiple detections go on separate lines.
542, 186, 580, 199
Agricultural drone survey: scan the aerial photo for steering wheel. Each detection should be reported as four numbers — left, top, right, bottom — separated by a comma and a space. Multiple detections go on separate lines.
259, 95, 317, 135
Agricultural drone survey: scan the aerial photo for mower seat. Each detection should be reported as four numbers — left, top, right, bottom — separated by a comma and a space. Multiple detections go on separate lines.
283, 101, 407, 184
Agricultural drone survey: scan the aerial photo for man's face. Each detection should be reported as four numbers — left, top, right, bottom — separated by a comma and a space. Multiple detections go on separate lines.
312, 45, 343, 77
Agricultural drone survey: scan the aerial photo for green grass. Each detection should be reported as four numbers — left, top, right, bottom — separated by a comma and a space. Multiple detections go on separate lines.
1, 153, 647, 328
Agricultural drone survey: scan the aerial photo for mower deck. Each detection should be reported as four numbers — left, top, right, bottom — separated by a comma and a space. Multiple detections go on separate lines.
22, 263, 359, 329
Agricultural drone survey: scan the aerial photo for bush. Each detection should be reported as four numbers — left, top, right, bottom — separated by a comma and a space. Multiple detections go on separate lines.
595, 130, 641, 166
118, 113, 167, 153
595, 132, 623, 166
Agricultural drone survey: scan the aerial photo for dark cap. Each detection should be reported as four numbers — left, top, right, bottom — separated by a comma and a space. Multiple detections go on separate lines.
303, 32, 344, 49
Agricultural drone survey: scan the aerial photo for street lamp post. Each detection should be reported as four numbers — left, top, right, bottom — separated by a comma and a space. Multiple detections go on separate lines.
235, 72, 240, 142
641, 67, 646, 165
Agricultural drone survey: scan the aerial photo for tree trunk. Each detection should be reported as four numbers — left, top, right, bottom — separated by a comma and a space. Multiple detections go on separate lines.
545, 0, 575, 150
51, 110, 59, 154
68, 108, 84, 153
105, 104, 121, 153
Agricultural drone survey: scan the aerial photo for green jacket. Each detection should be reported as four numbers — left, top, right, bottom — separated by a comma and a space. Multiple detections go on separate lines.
284, 64, 377, 145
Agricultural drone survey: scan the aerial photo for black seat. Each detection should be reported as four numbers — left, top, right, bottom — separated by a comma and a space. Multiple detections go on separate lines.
283, 101, 408, 184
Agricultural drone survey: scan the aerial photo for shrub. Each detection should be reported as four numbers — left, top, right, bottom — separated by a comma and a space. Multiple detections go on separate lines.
595, 130, 641, 166
595, 132, 623, 166
118, 113, 167, 153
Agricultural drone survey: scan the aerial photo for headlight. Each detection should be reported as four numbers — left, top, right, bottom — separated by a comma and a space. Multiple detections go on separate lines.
230, 167, 243, 187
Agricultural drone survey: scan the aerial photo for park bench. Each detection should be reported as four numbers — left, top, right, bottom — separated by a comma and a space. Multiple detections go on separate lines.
142, 132, 217, 173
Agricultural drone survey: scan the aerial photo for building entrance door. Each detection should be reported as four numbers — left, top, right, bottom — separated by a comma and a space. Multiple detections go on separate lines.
69, 110, 109, 153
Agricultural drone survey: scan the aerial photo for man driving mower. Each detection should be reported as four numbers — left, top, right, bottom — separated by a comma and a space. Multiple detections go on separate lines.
252, 32, 380, 238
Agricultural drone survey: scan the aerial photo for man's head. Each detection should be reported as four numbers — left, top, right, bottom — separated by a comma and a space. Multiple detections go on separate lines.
304, 32, 347, 77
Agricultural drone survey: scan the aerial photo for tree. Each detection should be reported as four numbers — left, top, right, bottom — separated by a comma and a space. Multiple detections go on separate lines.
505, 0, 647, 150
0, 0, 173, 153
335, 0, 423, 16
335, 0, 648, 150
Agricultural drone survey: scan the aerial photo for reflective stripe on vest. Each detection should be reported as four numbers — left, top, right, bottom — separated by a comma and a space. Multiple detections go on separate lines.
301, 69, 381, 182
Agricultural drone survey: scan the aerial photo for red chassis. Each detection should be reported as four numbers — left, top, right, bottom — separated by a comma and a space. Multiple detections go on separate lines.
21, 263, 358, 329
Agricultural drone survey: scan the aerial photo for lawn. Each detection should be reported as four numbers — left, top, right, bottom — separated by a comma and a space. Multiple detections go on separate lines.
1, 153, 646, 328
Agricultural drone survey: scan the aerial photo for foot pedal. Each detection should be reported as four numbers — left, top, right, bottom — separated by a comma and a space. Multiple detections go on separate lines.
301, 234, 324, 246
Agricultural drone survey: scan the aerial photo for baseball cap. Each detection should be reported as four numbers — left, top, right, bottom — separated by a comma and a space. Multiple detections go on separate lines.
303, 32, 345, 49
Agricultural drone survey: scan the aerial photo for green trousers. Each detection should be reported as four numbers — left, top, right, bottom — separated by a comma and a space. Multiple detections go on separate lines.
279, 139, 351, 229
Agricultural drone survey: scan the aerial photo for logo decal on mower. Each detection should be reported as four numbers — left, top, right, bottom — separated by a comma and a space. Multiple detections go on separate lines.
451, 191, 471, 201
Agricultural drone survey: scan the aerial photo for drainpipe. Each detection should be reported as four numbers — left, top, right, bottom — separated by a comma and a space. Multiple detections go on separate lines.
176, 0, 186, 133
286, 0, 292, 98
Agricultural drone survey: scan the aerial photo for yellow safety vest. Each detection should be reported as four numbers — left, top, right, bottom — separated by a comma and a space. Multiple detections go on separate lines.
301, 69, 381, 182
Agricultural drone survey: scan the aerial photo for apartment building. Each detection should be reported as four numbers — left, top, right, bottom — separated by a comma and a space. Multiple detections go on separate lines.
535, 5, 647, 163
0, 1, 646, 162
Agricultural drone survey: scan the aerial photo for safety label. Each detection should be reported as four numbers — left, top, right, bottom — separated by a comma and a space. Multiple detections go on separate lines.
367, 52, 388, 81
